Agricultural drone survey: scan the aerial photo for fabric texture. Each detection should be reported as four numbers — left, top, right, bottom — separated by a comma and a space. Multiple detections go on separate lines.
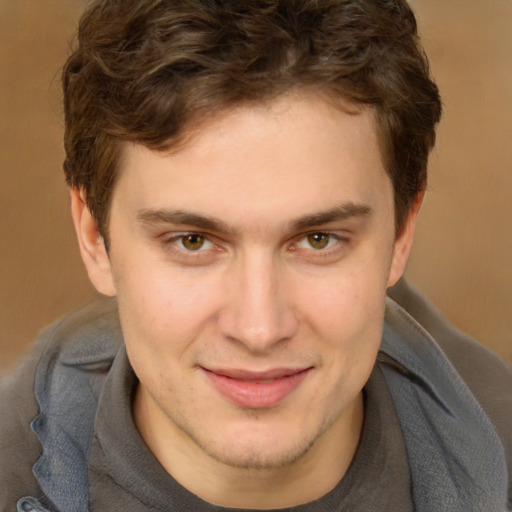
382, 300, 507, 511
1, 281, 511, 511
31, 302, 122, 511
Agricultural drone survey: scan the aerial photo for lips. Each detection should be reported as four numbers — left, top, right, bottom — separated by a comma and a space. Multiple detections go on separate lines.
202, 367, 313, 409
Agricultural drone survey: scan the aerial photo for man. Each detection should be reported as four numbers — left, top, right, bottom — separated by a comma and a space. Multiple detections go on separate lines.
1, 1, 511, 511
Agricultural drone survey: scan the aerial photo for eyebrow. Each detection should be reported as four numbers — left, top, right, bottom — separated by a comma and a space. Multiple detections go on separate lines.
136, 202, 372, 234
290, 203, 372, 231
137, 209, 234, 234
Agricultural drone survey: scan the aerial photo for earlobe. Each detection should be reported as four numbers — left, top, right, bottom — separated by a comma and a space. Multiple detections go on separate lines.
387, 192, 423, 288
70, 188, 116, 296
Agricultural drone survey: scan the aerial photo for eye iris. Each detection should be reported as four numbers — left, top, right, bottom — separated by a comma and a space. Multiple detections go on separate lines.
182, 234, 205, 250
308, 233, 329, 249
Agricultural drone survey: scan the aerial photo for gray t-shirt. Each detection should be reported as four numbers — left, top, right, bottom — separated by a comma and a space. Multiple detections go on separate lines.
88, 348, 413, 511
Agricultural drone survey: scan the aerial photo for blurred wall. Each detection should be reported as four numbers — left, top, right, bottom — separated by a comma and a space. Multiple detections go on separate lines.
0, 0, 97, 373
406, 0, 512, 365
1, 0, 511, 373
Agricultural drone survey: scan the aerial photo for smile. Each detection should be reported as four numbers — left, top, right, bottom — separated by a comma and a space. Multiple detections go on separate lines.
201, 367, 313, 409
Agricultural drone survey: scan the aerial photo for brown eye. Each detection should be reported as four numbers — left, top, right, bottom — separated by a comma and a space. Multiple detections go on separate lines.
307, 233, 330, 249
181, 234, 206, 251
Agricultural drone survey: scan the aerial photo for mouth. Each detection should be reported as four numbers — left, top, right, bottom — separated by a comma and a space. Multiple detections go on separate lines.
201, 366, 313, 409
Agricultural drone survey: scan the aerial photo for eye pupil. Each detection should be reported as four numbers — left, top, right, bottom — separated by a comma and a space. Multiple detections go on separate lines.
182, 234, 205, 250
307, 233, 329, 249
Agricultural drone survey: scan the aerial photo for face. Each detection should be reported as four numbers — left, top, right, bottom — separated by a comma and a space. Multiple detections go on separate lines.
75, 94, 415, 486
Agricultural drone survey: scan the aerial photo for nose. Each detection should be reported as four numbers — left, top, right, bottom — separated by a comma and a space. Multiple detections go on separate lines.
217, 250, 299, 353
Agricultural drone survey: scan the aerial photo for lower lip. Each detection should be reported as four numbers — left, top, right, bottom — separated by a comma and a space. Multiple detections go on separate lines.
203, 368, 312, 409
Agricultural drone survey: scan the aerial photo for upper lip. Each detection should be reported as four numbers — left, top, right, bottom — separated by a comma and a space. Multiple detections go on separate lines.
202, 367, 313, 381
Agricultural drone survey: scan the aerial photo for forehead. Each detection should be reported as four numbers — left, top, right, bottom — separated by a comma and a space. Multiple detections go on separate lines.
113, 93, 391, 229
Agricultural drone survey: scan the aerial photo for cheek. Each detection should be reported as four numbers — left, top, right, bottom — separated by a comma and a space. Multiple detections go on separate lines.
298, 272, 384, 429
113, 259, 224, 363
298, 262, 388, 342
295, 263, 387, 403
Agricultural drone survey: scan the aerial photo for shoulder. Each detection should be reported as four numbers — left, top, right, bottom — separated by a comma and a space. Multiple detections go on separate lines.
0, 336, 43, 506
387, 279, 512, 402
0, 297, 122, 509
388, 279, 512, 491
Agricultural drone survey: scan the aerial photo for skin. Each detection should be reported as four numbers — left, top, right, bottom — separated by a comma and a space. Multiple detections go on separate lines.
72, 93, 419, 508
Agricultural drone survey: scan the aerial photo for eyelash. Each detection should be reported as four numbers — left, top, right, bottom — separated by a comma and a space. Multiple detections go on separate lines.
289, 232, 351, 260
160, 231, 351, 262
160, 232, 218, 257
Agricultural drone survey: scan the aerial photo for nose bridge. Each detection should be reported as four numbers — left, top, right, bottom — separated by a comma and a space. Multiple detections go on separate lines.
219, 247, 297, 351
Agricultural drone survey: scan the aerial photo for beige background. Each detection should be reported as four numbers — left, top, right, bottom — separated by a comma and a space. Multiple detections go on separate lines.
1, 0, 511, 373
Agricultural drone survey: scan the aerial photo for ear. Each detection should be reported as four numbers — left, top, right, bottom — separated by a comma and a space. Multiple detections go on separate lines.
387, 192, 423, 288
70, 188, 116, 296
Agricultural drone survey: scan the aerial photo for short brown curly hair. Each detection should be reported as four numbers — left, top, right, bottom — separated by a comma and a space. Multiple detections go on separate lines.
62, 0, 441, 239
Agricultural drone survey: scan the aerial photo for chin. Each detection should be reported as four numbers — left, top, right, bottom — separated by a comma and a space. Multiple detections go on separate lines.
206, 440, 315, 470
195, 418, 323, 470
